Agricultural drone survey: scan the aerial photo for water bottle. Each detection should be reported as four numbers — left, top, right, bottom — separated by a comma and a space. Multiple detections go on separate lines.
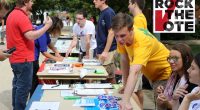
76, 39, 80, 50
79, 52, 83, 62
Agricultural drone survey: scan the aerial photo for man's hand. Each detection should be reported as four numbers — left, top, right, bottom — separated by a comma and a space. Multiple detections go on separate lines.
84, 55, 89, 59
99, 51, 109, 63
55, 52, 64, 62
56, 56, 64, 62
44, 16, 52, 28
65, 49, 72, 57
55, 52, 61, 57
0, 50, 10, 61
172, 84, 188, 100
119, 100, 133, 110
118, 86, 125, 94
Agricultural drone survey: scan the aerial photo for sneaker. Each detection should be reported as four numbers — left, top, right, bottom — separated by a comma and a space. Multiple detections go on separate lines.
0, 42, 5, 45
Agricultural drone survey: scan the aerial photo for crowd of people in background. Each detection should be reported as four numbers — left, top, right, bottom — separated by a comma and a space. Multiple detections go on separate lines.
0, 0, 200, 110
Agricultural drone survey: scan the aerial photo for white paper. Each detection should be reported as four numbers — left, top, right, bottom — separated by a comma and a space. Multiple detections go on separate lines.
74, 84, 84, 89
29, 101, 60, 110
42, 84, 70, 90
84, 83, 113, 89
82, 59, 101, 66
63, 57, 79, 63
76, 89, 106, 96
73, 98, 95, 106
83, 67, 96, 73
48, 65, 72, 74
80, 68, 88, 78
54, 40, 71, 53
49, 39, 79, 53
60, 90, 74, 97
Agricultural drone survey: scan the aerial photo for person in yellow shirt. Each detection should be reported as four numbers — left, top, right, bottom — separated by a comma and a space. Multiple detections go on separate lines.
119, 0, 148, 108
129, 0, 147, 29
117, 4, 147, 94
111, 13, 171, 110
125, 0, 147, 108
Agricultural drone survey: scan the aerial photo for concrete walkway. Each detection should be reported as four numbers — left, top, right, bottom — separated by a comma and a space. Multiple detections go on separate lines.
0, 44, 13, 110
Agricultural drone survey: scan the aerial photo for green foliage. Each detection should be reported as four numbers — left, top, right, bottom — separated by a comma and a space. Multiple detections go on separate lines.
30, 0, 131, 17
190, 45, 200, 55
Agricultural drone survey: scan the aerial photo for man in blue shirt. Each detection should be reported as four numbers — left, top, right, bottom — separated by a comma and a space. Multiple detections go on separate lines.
30, 16, 64, 97
93, 0, 117, 83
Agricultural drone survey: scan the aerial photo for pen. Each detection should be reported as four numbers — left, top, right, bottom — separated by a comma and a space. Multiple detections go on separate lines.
35, 108, 51, 110
51, 84, 60, 88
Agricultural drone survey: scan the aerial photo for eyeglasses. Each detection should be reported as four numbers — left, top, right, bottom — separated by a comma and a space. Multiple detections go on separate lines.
76, 17, 84, 20
167, 56, 179, 63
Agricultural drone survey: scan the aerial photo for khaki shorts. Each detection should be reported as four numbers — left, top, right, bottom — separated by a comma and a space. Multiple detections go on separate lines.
133, 73, 143, 92
103, 63, 115, 78
98, 50, 116, 78
101, 50, 116, 65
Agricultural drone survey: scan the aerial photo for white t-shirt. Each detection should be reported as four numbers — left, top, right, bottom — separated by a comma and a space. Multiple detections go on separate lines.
73, 20, 97, 52
189, 87, 200, 110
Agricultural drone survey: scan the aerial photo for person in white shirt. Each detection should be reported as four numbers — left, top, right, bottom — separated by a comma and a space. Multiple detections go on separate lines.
178, 53, 200, 110
65, 10, 96, 59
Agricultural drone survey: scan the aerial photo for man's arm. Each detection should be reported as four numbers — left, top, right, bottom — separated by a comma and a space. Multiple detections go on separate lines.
123, 64, 142, 103
103, 29, 114, 52
100, 29, 115, 61
85, 34, 91, 58
48, 42, 61, 57
0, 50, 10, 61
65, 35, 78, 57
120, 53, 130, 86
24, 17, 52, 40
42, 51, 63, 62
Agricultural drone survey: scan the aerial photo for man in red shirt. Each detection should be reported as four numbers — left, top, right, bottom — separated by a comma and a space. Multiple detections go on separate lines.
6, 0, 52, 109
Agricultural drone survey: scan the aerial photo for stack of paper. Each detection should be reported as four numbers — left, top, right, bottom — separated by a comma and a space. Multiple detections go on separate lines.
29, 101, 60, 110
42, 84, 71, 90
48, 64, 72, 74
80, 68, 88, 78
76, 89, 106, 96
84, 83, 113, 89
73, 98, 95, 106
63, 57, 79, 63
73, 84, 84, 89
82, 59, 101, 66
54, 40, 71, 53
61, 90, 74, 97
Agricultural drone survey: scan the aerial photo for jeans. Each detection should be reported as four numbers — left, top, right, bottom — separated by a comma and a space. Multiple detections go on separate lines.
30, 60, 39, 97
11, 62, 33, 110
